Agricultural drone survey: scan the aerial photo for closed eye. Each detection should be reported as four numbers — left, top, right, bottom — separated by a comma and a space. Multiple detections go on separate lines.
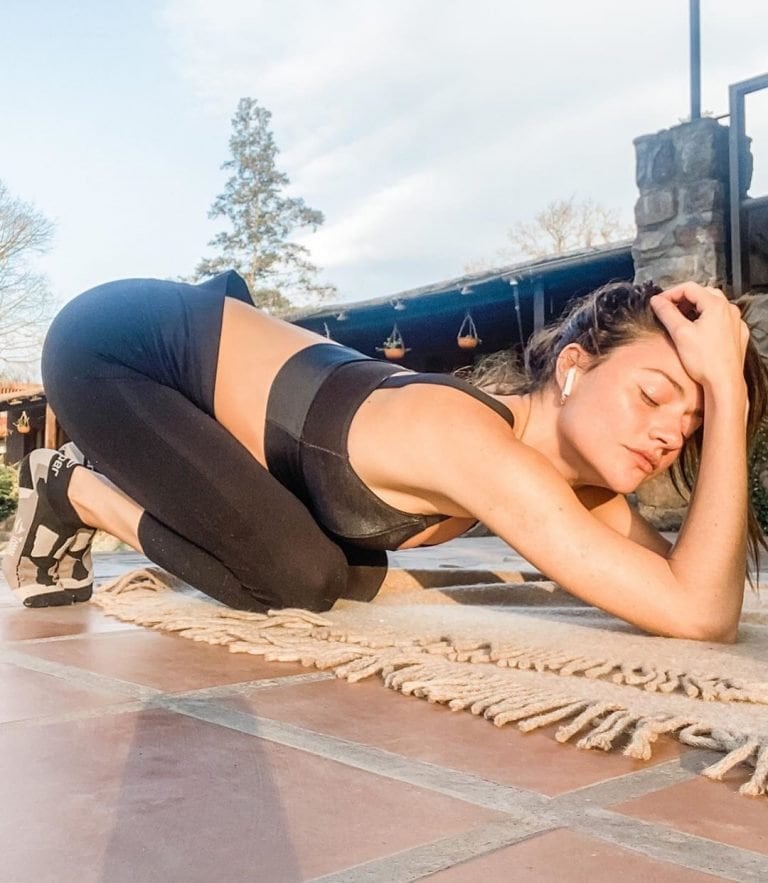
640, 390, 658, 406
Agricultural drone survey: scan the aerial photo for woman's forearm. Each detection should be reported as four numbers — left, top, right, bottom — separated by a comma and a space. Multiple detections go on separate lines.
668, 380, 749, 636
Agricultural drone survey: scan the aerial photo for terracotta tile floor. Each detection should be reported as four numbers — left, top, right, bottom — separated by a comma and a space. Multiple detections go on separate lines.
1, 541, 766, 882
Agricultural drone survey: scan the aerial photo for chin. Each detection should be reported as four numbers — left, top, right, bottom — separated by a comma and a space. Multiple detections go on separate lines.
599, 471, 644, 495
626, 474, 659, 494
611, 479, 641, 495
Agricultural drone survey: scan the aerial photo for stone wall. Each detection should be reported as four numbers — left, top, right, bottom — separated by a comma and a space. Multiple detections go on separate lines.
748, 201, 768, 290
632, 118, 739, 289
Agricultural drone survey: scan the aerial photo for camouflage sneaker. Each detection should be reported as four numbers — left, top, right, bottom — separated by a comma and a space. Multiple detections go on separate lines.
2, 449, 92, 607
55, 443, 97, 597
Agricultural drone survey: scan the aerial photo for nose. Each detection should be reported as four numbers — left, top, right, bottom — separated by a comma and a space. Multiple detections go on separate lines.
651, 419, 684, 451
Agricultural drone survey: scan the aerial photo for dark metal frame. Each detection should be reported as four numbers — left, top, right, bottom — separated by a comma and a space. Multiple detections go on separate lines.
689, 0, 701, 121
729, 72, 768, 296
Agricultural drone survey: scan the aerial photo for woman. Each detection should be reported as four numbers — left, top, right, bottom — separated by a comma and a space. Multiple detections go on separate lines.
4, 272, 764, 642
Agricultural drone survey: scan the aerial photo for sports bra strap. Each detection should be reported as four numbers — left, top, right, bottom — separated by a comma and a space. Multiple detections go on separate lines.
379, 372, 515, 430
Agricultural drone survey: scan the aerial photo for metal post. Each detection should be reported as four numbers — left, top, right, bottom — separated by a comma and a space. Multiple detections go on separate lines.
727, 72, 768, 296
510, 280, 525, 348
533, 282, 545, 332
729, 84, 745, 296
689, 0, 701, 120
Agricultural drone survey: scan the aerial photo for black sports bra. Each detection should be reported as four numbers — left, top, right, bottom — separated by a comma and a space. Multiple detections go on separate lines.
264, 344, 515, 551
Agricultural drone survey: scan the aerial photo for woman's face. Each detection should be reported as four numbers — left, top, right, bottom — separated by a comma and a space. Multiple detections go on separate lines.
558, 333, 705, 493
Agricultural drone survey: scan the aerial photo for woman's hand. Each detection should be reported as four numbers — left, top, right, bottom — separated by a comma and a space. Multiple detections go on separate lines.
649, 282, 749, 390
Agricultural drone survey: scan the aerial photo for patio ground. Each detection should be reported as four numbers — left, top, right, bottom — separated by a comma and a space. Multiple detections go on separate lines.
1, 538, 767, 882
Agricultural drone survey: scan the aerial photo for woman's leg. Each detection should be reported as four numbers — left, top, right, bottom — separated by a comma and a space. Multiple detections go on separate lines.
48, 377, 354, 611
70, 464, 389, 608
68, 468, 142, 549
29, 274, 386, 611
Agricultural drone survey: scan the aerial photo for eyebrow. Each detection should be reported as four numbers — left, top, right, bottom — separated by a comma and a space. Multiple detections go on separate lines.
645, 369, 704, 419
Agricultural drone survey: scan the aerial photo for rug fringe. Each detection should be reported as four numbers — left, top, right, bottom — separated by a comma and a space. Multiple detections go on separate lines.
96, 570, 768, 704
493, 638, 767, 705
700, 738, 768, 796
93, 569, 768, 799
423, 634, 768, 705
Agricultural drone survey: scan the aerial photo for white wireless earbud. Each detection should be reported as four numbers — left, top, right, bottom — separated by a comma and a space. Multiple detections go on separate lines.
560, 367, 576, 404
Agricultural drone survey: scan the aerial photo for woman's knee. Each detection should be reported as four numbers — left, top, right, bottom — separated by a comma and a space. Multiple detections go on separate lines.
240, 541, 348, 612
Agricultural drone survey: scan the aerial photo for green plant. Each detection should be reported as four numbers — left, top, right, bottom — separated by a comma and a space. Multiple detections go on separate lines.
0, 463, 18, 521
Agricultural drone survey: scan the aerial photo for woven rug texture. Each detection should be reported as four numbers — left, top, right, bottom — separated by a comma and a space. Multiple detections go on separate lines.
93, 568, 768, 800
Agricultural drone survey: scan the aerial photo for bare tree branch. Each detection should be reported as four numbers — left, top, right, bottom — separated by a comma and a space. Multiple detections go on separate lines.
0, 181, 55, 377
505, 196, 634, 260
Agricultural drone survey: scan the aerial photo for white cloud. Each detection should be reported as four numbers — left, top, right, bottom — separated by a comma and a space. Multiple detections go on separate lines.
160, 0, 768, 299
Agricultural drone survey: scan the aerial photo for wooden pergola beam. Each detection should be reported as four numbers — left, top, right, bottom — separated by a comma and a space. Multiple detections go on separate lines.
44, 404, 58, 449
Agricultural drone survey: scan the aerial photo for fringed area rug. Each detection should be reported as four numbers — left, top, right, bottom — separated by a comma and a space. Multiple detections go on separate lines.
94, 568, 768, 800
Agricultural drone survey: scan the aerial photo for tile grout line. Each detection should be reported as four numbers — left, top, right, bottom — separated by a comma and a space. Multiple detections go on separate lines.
560, 805, 768, 882
0, 646, 162, 700
311, 782, 768, 883
1, 701, 150, 731
310, 812, 764, 883
0, 644, 719, 816
166, 699, 768, 882
0, 644, 333, 704
166, 696, 553, 815
308, 818, 561, 883
0, 644, 757, 810
165, 696, 707, 818
550, 756, 707, 807
3, 627, 142, 645
180, 672, 336, 698
2, 643, 766, 880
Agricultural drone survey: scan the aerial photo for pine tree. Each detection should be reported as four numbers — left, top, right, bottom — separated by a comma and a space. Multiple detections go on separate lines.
195, 98, 335, 312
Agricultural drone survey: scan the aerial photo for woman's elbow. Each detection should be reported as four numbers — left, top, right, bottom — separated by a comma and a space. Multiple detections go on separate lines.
677, 619, 739, 644
705, 625, 739, 644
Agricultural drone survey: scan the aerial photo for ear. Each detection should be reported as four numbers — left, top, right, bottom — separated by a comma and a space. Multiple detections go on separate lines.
555, 344, 592, 387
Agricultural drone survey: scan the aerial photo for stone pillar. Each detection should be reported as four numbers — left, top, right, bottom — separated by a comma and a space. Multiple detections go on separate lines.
632, 118, 733, 289
631, 119, 750, 526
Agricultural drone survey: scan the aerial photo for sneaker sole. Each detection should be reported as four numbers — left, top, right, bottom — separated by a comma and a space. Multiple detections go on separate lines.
23, 587, 93, 608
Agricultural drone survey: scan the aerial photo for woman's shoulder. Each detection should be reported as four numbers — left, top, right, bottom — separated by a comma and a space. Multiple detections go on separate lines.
381, 371, 517, 434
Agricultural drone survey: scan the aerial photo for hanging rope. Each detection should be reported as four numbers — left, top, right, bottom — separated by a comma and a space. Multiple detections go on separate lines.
457, 312, 481, 349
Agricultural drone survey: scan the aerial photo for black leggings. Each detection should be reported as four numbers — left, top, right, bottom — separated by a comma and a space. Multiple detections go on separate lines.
41, 277, 386, 612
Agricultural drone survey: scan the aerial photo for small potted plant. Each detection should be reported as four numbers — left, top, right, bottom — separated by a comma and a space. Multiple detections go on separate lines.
14, 411, 31, 434
457, 312, 481, 350
377, 324, 410, 360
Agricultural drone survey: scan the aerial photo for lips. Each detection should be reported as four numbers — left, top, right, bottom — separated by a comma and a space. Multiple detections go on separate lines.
627, 448, 659, 473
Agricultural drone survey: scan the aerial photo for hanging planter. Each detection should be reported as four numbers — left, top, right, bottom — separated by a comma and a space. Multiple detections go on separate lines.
377, 324, 410, 360
14, 411, 31, 434
457, 312, 481, 350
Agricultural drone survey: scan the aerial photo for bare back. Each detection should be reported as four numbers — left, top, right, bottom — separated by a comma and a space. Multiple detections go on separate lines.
213, 298, 507, 547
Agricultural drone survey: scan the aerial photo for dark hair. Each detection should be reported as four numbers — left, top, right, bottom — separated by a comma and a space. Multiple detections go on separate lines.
471, 280, 768, 586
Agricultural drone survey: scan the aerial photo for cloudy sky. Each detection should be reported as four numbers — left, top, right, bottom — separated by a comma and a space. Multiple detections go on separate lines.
2, 0, 766, 310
